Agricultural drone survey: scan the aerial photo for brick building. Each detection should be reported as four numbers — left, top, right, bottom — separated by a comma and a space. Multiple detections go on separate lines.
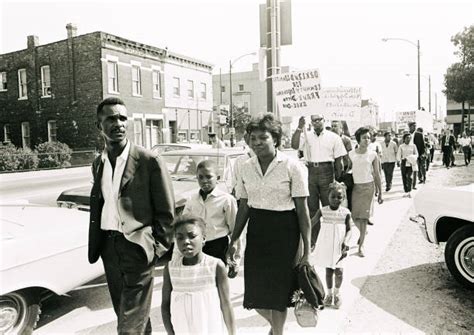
0, 24, 213, 150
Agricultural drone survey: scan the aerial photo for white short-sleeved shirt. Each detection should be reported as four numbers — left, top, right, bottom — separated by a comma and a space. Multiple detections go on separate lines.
236, 151, 309, 211
299, 130, 347, 162
349, 150, 377, 184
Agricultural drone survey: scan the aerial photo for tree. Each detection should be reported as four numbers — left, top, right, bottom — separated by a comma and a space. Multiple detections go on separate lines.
233, 107, 251, 139
444, 25, 474, 133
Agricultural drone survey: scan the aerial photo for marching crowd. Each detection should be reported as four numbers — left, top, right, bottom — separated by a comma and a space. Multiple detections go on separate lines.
90, 97, 472, 335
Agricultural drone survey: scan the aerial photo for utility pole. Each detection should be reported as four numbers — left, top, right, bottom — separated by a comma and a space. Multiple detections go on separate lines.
417, 40, 421, 111
266, 0, 280, 114
229, 60, 233, 146
428, 75, 431, 115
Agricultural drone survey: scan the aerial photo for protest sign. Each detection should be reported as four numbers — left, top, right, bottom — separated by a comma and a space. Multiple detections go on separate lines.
273, 69, 322, 117
320, 87, 362, 122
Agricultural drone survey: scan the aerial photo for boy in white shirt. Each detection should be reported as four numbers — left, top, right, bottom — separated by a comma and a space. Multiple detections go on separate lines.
182, 160, 240, 276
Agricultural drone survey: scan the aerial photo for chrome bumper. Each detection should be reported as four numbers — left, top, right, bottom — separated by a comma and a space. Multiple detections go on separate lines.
410, 214, 431, 242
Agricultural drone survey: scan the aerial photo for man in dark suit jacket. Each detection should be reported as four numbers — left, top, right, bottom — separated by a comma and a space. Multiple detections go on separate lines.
440, 129, 455, 169
408, 122, 426, 183
89, 97, 174, 334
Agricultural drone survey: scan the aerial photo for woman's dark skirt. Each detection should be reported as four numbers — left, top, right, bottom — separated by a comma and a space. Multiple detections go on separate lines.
244, 208, 300, 312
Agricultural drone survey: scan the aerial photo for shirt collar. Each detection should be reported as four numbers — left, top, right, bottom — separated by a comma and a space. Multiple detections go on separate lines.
101, 140, 130, 163
199, 187, 225, 200
313, 129, 325, 137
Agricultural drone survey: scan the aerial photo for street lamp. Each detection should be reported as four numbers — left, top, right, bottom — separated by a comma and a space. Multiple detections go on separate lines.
229, 52, 257, 147
382, 37, 421, 111
406, 73, 431, 114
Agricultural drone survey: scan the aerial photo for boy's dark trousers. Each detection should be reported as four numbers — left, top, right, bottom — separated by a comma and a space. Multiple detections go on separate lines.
442, 147, 452, 168
203, 235, 229, 264
381, 162, 395, 189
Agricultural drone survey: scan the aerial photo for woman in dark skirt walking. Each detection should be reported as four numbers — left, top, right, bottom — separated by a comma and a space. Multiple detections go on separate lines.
226, 113, 311, 335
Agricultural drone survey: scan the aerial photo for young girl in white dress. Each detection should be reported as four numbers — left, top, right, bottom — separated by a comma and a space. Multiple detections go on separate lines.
161, 215, 236, 335
311, 182, 352, 309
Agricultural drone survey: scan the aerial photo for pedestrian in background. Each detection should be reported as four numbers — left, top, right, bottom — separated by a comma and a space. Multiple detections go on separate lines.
450, 130, 456, 166
441, 130, 455, 169
311, 182, 352, 309
349, 127, 383, 257
181, 160, 240, 272
424, 136, 432, 172
162, 215, 235, 335
89, 97, 175, 334
397, 133, 418, 198
228, 113, 311, 335
380, 132, 398, 192
459, 132, 472, 166
408, 122, 426, 184
291, 114, 346, 246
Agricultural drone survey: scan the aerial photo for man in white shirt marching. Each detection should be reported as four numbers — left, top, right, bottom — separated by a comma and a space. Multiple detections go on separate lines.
291, 114, 347, 218
380, 132, 398, 192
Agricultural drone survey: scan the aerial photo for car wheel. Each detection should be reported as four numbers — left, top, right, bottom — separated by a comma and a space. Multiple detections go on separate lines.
445, 225, 474, 289
0, 290, 41, 335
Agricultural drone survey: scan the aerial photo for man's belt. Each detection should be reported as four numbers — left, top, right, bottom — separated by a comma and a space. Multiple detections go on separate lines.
306, 161, 333, 167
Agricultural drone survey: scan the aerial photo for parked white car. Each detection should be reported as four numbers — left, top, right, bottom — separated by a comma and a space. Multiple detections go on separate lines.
0, 204, 104, 334
411, 184, 474, 289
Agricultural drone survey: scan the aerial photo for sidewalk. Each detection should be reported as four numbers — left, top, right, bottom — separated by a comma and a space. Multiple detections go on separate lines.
230, 157, 452, 334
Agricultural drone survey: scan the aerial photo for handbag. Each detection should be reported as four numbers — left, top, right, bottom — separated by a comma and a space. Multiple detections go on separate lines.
292, 289, 319, 327
292, 264, 325, 327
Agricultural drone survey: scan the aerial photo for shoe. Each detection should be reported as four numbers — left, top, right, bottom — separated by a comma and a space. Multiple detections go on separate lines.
323, 294, 333, 307
333, 294, 342, 309
358, 247, 365, 257
413, 187, 417, 190
367, 220, 374, 226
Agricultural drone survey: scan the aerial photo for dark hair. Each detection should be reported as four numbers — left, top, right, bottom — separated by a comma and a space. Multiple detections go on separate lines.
328, 181, 346, 194
172, 214, 206, 238
402, 133, 411, 141
96, 97, 125, 118
383, 131, 391, 137
355, 127, 371, 143
196, 159, 217, 172
417, 127, 423, 133
246, 113, 282, 147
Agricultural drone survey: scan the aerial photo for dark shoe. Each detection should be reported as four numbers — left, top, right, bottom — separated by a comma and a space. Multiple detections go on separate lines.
367, 220, 374, 226
413, 187, 417, 190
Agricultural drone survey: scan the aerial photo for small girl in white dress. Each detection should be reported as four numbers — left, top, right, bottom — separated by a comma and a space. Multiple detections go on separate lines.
161, 215, 235, 335
311, 182, 352, 309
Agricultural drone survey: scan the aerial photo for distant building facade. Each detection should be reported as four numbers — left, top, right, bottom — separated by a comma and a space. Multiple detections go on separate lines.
0, 24, 213, 150
446, 99, 473, 135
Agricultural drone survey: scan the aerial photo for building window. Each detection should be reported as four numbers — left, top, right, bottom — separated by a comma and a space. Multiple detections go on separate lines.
173, 77, 180, 97
3, 124, 11, 142
187, 80, 194, 99
200, 82, 207, 99
132, 65, 142, 96
21, 122, 30, 148
221, 86, 225, 93
107, 61, 119, 93
47, 120, 57, 142
134, 119, 143, 146
40, 65, 51, 97
239, 84, 244, 91
0, 72, 6, 91
18, 69, 27, 99
152, 71, 161, 99
145, 119, 162, 148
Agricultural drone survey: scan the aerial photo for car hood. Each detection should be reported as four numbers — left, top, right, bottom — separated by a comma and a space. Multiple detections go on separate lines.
1, 205, 90, 271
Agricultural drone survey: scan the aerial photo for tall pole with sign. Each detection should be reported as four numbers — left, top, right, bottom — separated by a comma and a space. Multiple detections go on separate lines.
260, 0, 292, 116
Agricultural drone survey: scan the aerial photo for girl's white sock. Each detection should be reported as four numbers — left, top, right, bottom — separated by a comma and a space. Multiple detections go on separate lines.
334, 288, 340, 295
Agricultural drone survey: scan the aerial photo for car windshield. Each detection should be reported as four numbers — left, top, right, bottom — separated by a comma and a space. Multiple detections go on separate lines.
161, 154, 226, 180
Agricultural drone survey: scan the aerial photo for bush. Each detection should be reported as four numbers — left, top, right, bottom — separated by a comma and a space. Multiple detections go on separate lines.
16, 147, 39, 170
36, 141, 72, 168
0, 143, 20, 171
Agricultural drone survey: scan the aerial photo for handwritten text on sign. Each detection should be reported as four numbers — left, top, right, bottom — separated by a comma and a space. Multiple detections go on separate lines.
273, 69, 322, 116
320, 87, 361, 122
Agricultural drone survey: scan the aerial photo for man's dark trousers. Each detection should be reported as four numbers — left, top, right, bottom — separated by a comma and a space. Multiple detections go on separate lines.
102, 233, 154, 335
381, 162, 395, 189
442, 147, 452, 168
308, 163, 334, 243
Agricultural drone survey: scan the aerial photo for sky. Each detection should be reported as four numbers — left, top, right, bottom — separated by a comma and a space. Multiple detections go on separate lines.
1, 0, 473, 121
